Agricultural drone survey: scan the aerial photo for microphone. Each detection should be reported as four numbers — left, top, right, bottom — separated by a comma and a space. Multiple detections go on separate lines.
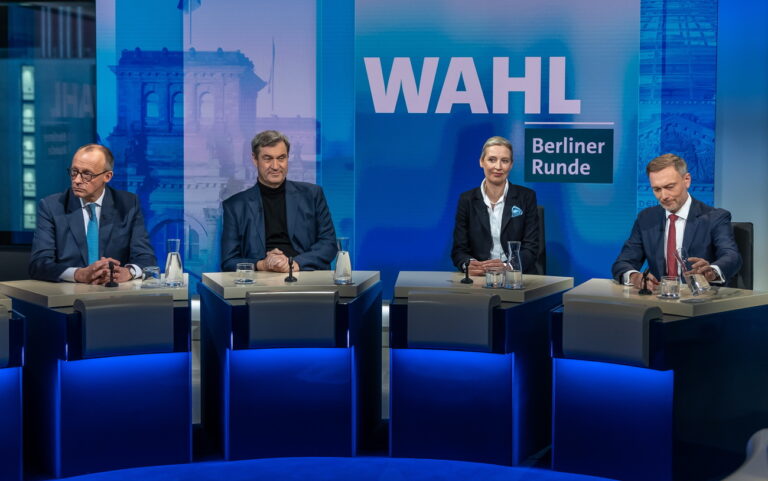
460, 258, 474, 284
105, 261, 119, 288
284, 256, 297, 283
638, 267, 652, 295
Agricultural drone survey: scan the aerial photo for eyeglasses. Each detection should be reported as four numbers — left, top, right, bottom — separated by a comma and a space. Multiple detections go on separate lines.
67, 168, 110, 183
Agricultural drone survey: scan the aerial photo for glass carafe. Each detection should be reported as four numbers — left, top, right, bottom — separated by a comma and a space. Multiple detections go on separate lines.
164, 238, 184, 287
674, 247, 709, 295
333, 237, 352, 285
505, 240, 524, 289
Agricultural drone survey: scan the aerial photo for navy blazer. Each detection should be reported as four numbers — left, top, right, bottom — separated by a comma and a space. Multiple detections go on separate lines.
451, 182, 540, 273
29, 186, 157, 282
611, 197, 742, 282
221, 180, 337, 272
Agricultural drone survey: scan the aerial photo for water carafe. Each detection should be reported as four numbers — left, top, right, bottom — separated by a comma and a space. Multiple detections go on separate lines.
333, 237, 352, 285
164, 238, 184, 287
505, 240, 524, 289
674, 247, 709, 295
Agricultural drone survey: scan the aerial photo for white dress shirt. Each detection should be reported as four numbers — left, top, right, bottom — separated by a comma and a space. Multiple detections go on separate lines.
59, 189, 140, 282
480, 179, 509, 260
623, 194, 723, 283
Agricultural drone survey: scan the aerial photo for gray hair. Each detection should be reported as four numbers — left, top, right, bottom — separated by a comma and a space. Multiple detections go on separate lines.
74, 144, 115, 171
646, 153, 688, 177
251, 130, 291, 158
480, 136, 513, 160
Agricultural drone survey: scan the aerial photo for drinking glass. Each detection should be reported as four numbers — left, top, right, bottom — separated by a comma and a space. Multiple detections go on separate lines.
485, 266, 505, 288
235, 262, 255, 285
659, 275, 680, 299
141, 266, 162, 288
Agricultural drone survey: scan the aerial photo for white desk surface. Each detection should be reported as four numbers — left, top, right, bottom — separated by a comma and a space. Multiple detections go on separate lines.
0, 274, 189, 308
564, 278, 768, 318
394, 271, 574, 303
0, 294, 10, 313
202, 270, 380, 300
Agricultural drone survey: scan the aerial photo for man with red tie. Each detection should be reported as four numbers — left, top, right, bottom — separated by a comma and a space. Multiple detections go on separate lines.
611, 153, 742, 289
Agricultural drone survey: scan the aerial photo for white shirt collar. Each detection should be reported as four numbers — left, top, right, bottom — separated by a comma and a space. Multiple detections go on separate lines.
665, 193, 692, 220
79, 188, 106, 209
480, 179, 509, 207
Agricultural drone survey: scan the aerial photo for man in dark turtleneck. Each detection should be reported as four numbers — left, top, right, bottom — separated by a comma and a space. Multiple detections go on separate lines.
221, 130, 337, 272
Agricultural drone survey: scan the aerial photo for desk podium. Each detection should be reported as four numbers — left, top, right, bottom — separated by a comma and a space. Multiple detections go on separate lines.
198, 270, 382, 459
551, 279, 768, 481
0, 279, 192, 479
0, 294, 22, 481
390, 272, 573, 465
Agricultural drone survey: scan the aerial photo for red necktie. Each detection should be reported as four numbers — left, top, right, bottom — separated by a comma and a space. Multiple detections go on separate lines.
666, 213, 678, 276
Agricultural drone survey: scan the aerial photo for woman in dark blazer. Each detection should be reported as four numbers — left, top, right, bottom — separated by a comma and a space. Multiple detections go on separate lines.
451, 136, 540, 276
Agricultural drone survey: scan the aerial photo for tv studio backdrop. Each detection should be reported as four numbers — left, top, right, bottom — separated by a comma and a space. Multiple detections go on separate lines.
0, 0, 765, 293
0, 0, 767, 479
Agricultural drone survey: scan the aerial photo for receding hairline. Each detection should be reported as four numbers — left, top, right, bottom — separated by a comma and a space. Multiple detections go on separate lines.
73, 144, 114, 171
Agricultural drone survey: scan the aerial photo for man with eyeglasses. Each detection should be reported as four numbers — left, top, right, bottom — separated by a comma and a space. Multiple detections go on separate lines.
29, 144, 157, 284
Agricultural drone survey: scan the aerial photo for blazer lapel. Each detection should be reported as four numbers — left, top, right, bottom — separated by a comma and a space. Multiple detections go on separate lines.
285, 181, 298, 242
98, 187, 115, 258
247, 185, 266, 248
472, 188, 491, 235
65, 190, 89, 265
653, 208, 667, 276
682, 198, 701, 255
500, 183, 515, 233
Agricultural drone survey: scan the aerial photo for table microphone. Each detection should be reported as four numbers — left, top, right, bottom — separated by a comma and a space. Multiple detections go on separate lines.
284, 256, 297, 283
638, 268, 652, 295
460, 259, 474, 284
105, 262, 119, 288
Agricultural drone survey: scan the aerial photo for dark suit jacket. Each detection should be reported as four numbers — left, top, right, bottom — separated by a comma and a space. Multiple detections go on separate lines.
29, 186, 157, 282
611, 197, 742, 282
221, 180, 337, 272
451, 182, 540, 273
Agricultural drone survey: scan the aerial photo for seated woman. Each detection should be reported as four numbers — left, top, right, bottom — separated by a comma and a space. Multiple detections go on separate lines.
451, 136, 540, 276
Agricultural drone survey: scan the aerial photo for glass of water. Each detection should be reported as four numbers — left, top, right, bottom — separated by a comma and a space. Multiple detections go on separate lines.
659, 275, 680, 299
235, 262, 255, 285
141, 266, 162, 288
485, 266, 505, 288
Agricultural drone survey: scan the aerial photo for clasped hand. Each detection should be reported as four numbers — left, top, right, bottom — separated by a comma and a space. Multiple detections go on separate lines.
257, 249, 300, 273
74, 257, 133, 284
467, 258, 505, 277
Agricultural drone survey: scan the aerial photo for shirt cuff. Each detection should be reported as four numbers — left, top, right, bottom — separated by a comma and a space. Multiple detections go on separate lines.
622, 270, 640, 285
60, 267, 78, 283
126, 264, 142, 280
709, 265, 725, 284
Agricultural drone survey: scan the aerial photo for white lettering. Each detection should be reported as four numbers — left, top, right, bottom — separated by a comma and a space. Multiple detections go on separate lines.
530, 157, 592, 176
548, 57, 581, 114
364, 57, 439, 113
435, 57, 488, 114
532, 138, 544, 153
493, 57, 541, 114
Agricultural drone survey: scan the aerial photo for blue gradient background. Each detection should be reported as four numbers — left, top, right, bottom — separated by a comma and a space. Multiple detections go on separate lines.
355, 0, 639, 293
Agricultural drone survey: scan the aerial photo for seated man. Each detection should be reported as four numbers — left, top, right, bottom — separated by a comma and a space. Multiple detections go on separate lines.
612, 153, 741, 289
221, 130, 337, 272
29, 144, 157, 284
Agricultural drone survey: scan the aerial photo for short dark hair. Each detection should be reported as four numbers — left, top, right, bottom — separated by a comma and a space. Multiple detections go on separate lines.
74, 144, 115, 171
646, 153, 687, 177
251, 130, 291, 158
